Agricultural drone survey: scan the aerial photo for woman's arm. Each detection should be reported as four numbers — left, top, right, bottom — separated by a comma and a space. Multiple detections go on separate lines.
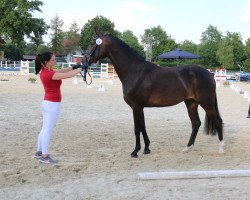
56, 66, 74, 73
52, 68, 82, 80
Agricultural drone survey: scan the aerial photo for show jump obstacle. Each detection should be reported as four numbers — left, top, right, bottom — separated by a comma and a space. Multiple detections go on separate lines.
19, 61, 117, 79
20, 61, 35, 75
214, 68, 227, 81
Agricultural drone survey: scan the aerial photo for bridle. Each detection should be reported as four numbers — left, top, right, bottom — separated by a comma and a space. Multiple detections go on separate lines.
80, 37, 103, 85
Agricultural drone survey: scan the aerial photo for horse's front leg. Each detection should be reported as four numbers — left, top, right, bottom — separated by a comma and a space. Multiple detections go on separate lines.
131, 106, 150, 158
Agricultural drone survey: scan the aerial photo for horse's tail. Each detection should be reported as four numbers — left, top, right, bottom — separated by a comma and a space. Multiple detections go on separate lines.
204, 94, 223, 136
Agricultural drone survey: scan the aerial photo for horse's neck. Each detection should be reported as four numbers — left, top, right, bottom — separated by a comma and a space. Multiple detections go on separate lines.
107, 44, 146, 82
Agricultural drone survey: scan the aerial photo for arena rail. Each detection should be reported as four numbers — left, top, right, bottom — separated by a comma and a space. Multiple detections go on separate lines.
138, 169, 250, 180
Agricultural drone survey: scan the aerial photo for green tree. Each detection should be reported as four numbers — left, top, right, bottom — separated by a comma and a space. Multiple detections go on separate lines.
62, 21, 81, 55
141, 26, 177, 61
223, 32, 246, 68
176, 40, 201, 65
2, 43, 23, 60
245, 38, 250, 58
198, 25, 222, 67
29, 26, 46, 47
36, 44, 50, 54
243, 59, 250, 71
157, 39, 177, 59
178, 40, 198, 54
217, 32, 246, 68
120, 30, 145, 58
216, 38, 234, 68
50, 14, 64, 55
79, 15, 118, 52
24, 43, 37, 55
0, 0, 48, 47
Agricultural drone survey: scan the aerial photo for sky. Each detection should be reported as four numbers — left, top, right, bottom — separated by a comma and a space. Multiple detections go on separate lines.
33, 0, 250, 44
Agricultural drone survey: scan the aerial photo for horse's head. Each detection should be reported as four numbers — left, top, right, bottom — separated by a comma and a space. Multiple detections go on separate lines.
85, 29, 109, 64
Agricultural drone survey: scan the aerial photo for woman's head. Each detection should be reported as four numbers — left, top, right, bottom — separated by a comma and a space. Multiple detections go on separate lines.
35, 52, 55, 74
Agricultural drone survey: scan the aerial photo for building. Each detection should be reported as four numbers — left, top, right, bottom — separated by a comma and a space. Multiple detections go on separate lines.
23, 55, 36, 61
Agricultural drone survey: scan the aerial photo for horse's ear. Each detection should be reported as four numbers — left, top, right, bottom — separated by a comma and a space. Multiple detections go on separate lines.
95, 28, 103, 37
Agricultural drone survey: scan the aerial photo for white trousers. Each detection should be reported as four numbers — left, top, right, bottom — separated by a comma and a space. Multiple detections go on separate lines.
37, 100, 61, 154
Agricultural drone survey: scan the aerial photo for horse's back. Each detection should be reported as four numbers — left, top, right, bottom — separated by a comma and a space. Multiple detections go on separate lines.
157, 64, 216, 102
151, 64, 215, 89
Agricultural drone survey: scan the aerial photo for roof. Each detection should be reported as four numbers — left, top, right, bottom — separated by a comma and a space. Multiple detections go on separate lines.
23, 55, 36, 60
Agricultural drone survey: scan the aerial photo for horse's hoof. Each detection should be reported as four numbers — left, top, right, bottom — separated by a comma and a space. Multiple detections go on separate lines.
143, 149, 151, 154
219, 140, 225, 154
182, 145, 193, 153
131, 153, 138, 158
219, 148, 225, 154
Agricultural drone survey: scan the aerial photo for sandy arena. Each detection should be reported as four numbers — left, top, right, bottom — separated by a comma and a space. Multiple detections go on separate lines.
0, 74, 250, 200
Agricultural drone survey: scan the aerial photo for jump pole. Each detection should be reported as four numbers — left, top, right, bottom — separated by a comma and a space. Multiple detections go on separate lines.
138, 169, 250, 180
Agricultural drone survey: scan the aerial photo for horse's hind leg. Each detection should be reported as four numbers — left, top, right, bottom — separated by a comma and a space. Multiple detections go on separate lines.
203, 106, 224, 154
183, 100, 201, 153
131, 106, 150, 158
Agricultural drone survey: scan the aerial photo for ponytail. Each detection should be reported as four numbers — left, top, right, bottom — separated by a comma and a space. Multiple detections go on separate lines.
35, 54, 42, 74
35, 52, 53, 74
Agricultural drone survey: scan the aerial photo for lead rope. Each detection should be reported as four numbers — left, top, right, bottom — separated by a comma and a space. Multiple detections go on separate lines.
80, 53, 93, 85
80, 62, 92, 85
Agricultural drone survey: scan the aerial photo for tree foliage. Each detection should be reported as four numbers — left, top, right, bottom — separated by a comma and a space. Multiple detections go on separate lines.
230, 32, 246, 65
243, 58, 250, 71
0, 3, 249, 69
36, 44, 50, 54
50, 14, 64, 55
222, 32, 246, 68
0, 0, 48, 47
178, 40, 198, 54
79, 16, 118, 52
245, 38, 250, 58
198, 25, 222, 67
2, 43, 23, 60
23, 43, 37, 55
141, 25, 177, 61
216, 38, 234, 68
120, 30, 145, 58
62, 21, 81, 55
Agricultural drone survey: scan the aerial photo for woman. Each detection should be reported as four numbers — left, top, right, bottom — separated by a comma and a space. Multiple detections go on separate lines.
34, 52, 83, 164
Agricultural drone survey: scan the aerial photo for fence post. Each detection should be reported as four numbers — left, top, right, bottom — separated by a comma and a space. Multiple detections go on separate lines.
20, 60, 29, 75
29, 61, 35, 73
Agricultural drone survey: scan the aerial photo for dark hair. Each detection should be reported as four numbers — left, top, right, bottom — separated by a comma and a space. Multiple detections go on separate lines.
35, 51, 54, 74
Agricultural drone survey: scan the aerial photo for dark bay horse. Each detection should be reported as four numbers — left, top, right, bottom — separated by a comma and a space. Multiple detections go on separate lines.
86, 29, 224, 157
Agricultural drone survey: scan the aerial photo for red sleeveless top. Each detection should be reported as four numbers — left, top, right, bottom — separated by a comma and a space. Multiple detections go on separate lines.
40, 68, 62, 102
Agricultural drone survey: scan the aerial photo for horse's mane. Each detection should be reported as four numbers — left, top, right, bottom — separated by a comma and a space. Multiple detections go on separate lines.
107, 34, 145, 62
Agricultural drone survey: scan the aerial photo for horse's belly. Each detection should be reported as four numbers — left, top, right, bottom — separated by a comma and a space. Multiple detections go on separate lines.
147, 95, 184, 107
